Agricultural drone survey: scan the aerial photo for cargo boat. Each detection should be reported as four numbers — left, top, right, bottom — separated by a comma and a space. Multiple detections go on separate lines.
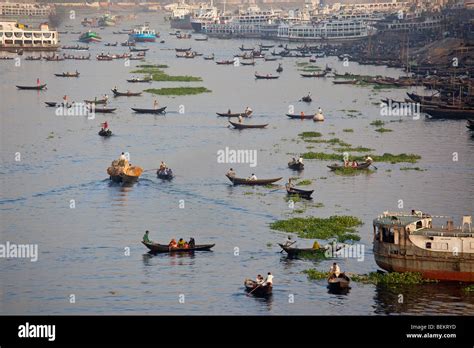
373, 211, 474, 282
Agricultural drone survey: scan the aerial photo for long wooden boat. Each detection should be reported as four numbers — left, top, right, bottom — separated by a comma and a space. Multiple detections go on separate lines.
300, 72, 326, 78
255, 73, 279, 79
216, 60, 234, 65
54, 72, 80, 77
129, 47, 149, 52
131, 106, 167, 114
240, 61, 255, 66
244, 279, 272, 296
328, 274, 351, 292
175, 47, 191, 52
216, 111, 251, 117
423, 106, 474, 119
226, 174, 281, 185
112, 90, 142, 97
84, 98, 108, 105
93, 107, 116, 113
45, 101, 73, 108
286, 113, 314, 119
332, 79, 357, 85
278, 243, 323, 258
142, 241, 215, 253
16, 84, 47, 90
288, 161, 304, 170
286, 185, 313, 199
327, 161, 372, 171
229, 121, 268, 129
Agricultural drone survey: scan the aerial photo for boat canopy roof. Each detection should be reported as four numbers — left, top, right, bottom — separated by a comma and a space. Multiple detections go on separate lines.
373, 215, 423, 227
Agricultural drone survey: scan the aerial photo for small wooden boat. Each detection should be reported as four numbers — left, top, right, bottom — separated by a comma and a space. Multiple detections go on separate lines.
286, 113, 314, 119
276, 64, 283, 73
300, 72, 326, 78
255, 73, 279, 79
142, 241, 215, 253
216, 111, 251, 117
175, 47, 191, 52
264, 57, 277, 61
229, 121, 268, 129
216, 60, 234, 65
333, 79, 357, 85
259, 44, 274, 49
239, 46, 254, 51
126, 77, 152, 83
157, 168, 173, 180
226, 174, 282, 186
129, 47, 149, 52
194, 36, 208, 41
16, 84, 47, 90
286, 185, 313, 199
327, 161, 372, 171
278, 243, 323, 258
244, 279, 272, 297
301, 96, 312, 103
328, 273, 351, 292
204, 55, 214, 60
104, 42, 118, 47
44, 101, 73, 108
131, 106, 167, 114
84, 98, 108, 104
240, 60, 255, 66
54, 72, 80, 77
112, 90, 142, 97
288, 161, 304, 170
98, 129, 112, 137
108, 163, 143, 184
93, 107, 116, 113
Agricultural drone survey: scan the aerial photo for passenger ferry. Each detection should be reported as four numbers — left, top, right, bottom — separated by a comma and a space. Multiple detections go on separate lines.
277, 19, 374, 42
0, 21, 58, 51
0, 2, 53, 20
373, 211, 474, 282
129, 25, 157, 42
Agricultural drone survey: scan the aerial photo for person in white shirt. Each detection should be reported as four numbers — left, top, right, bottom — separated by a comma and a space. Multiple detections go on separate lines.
329, 263, 341, 278
298, 156, 303, 164
227, 168, 236, 178
365, 155, 373, 163
318, 107, 323, 114
256, 274, 264, 284
119, 152, 126, 161
263, 272, 273, 286
249, 173, 257, 181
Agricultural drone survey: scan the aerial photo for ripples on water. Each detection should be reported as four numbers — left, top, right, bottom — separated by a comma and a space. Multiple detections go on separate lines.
0, 14, 473, 315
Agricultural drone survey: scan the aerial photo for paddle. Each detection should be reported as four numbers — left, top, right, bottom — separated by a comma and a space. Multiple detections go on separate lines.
247, 281, 264, 296
371, 164, 378, 170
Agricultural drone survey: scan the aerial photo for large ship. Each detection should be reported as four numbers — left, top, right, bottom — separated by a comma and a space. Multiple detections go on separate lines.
0, 21, 58, 51
277, 18, 374, 42
373, 211, 474, 282
0, 2, 54, 21
169, 1, 193, 30
98, 14, 116, 27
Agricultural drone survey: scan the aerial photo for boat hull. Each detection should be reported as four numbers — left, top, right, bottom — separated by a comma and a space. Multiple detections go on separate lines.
374, 240, 474, 282
142, 242, 215, 253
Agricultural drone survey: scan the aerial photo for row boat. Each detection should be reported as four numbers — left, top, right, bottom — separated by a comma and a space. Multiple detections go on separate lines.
112, 90, 142, 97
327, 161, 372, 171
288, 161, 304, 170
286, 185, 314, 199
16, 84, 47, 90
328, 274, 351, 292
226, 174, 281, 186
278, 244, 324, 258
142, 241, 215, 253
244, 279, 272, 297
131, 106, 167, 114
228, 121, 267, 129
286, 113, 314, 119
54, 72, 80, 77
255, 73, 279, 79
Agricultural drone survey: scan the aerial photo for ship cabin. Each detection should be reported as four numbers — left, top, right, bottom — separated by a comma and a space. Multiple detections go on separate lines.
373, 211, 473, 253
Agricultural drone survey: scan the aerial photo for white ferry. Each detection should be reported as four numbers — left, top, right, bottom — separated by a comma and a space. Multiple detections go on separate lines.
0, 2, 53, 19
0, 21, 59, 51
277, 19, 374, 42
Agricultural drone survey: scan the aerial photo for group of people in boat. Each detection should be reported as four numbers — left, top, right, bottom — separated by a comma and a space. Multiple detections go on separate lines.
254, 272, 273, 287
344, 155, 373, 168
226, 168, 258, 181
289, 156, 304, 165
168, 237, 196, 249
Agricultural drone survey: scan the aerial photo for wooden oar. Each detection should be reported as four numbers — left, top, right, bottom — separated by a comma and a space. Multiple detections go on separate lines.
371, 164, 378, 170
280, 240, 296, 253
247, 282, 263, 296
143, 168, 159, 173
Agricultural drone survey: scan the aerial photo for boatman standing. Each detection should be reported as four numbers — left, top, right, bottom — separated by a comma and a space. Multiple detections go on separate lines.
119, 152, 126, 161
283, 235, 296, 248
227, 168, 236, 178
153, 99, 159, 109
365, 155, 373, 164
238, 114, 243, 123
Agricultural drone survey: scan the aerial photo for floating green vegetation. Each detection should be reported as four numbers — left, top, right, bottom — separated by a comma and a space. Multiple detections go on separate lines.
296, 250, 328, 260
285, 195, 302, 203
463, 285, 474, 292
333, 146, 374, 153
306, 146, 315, 149
144, 87, 211, 96
299, 131, 322, 138
333, 167, 375, 176
303, 270, 437, 285
296, 62, 310, 67
400, 167, 425, 171
293, 209, 306, 214
270, 215, 362, 242
312, 202, 324, 208
243, 192, 254, 195
135, 63, 169, 69
302, 152, 421, 163
299, 66, 322, 72
319, 177, 327, 180
375, 127, 393, 133
370, 120, 385, 126
304, 138, 351, 147
132, 65, 202, 82
343, 128, 354, 132
296, 179, 312, 186
266, 242, 273, 247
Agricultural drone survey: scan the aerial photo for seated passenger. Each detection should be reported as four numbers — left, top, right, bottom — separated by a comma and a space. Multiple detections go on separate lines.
177, 238, 185, 248
168, 238, 177, 249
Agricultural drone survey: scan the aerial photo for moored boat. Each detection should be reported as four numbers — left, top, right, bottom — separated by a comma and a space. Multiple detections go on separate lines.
16, 84, 47, 90
300, 72, 327, 78
112, 90, 142, 97
226, 174, 281, 186
255, 73, 279, 79
286, 185, 313, 199
373, 211, 474, 282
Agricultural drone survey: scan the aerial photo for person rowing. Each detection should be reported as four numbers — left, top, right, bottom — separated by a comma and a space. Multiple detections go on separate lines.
101, 120, 109, 131
263, 272, 273, 287
256, 274, 264, 284
143, 230, 152, 243
329, 262, 341, 279
226, 168, 236, 178
159, 161, 167, 171
283, 235, 296, 247
249, 173, 257, 181
153, 99, 159, 110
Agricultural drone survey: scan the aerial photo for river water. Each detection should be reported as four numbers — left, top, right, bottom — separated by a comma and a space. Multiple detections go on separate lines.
1, 14, 473, 315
